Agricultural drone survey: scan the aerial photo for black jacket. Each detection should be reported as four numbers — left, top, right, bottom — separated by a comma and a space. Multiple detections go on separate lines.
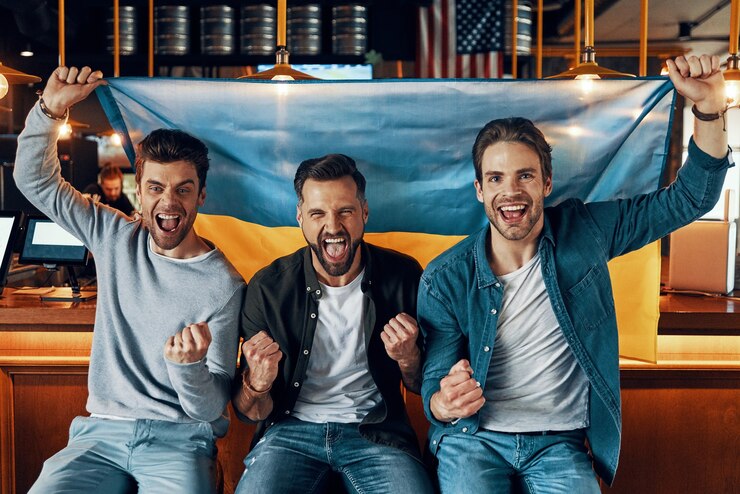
238, 242, 423, 458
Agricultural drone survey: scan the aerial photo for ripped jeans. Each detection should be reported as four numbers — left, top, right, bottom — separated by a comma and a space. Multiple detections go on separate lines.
235, 417, 434, 494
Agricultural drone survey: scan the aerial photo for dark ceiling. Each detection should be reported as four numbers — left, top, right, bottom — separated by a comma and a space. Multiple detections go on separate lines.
0, 0, 734, 76
0, 0, 735, 133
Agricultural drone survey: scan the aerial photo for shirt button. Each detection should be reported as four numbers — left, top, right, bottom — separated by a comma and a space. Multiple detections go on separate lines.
306, 286, 312, 292
293, 382, 300, 387
462, 427, 468, 433
495, 282, 501, 288
303, 349, 309, 355
310, 313, 317, 319
484, 346, 490, 352
315, 289, 321, 295
432, 440, 437, 445
490, 309, 497, 315
284, 410, 290, 415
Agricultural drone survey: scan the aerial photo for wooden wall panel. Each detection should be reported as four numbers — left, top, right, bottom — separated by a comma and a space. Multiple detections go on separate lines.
10, 369, 88, 494
603, 370, 740, 494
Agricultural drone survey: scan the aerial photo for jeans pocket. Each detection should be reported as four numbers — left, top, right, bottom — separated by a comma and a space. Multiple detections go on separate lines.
194, 422, 217, 459
68, 415, 88, 441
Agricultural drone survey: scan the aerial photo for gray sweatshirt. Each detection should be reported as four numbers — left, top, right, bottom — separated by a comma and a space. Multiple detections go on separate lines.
14, 104, 245, 437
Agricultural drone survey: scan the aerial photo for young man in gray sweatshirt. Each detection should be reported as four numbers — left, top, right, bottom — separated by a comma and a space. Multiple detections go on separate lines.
15, 66, 245, 494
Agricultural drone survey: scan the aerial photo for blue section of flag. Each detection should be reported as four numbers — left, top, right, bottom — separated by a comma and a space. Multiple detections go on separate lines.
96, 77, 675, 235
456, 0, 504, 54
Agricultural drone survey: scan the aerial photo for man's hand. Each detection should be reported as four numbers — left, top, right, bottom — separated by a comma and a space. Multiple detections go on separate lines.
164, 322, 212, 364
430, 359, 485, 422
381, 312, 421, 365
82, 193, 101, 204
242, 331, 282, 392
41, 66, 105, 118
666, 55, 726, 114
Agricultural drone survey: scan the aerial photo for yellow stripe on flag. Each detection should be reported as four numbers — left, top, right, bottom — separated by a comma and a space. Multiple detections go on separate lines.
196, 213, 659, 363
608, 241, 661, 363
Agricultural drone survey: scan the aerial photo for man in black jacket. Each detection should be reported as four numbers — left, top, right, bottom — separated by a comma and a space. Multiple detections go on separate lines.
232, 154, 433, 494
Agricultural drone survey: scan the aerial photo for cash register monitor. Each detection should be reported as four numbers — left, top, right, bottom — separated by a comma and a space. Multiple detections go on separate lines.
0, 211, 22, 296
18, 215, 95, 301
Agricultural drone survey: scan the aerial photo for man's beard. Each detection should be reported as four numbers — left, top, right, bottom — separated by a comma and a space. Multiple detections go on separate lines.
308, 233, 363, 277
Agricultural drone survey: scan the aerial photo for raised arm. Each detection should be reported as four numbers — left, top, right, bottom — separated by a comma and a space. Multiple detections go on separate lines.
13, 66, 120, 248
667, 54, 728, 158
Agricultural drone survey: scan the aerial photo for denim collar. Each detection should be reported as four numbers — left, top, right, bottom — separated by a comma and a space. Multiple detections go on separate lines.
301, 241, 372, 301
473, 227, 497, 289
473, 212, 556, 289
540, 210, 556, 247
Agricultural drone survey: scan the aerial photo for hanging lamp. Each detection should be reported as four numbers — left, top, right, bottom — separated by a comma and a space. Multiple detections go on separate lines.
547, 0, 634, 79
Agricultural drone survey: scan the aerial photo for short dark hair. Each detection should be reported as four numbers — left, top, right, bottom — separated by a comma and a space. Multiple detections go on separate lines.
294, 154, 367, 205
134, 129, 210, 192
472, 117, 553, 183
99, 163, 123, 182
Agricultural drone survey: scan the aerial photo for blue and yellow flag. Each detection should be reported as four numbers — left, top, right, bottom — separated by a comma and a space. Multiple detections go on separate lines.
97, 77, 675, 362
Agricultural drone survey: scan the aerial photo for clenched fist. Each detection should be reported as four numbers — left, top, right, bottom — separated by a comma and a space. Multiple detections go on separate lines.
380, 312, 420, 365
430, 359, 485, 422
242, 331, 282, 392
41, 66, 105, 118
164, 322, 212, 364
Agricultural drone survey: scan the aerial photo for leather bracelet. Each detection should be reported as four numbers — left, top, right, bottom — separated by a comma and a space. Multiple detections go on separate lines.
38, 97, 69, 121
690, 104, 725, 121
242, 370, 271, 396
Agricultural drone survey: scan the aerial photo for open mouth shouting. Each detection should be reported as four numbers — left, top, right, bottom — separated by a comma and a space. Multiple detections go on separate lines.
322, 235, 350, 263
498, 203, 528, 224
156, 212, 182, 233
310, 231, 360, 278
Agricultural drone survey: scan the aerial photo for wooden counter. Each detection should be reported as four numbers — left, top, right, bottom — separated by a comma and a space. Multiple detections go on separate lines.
0, 289, 738, 494
659, 291, 739, 336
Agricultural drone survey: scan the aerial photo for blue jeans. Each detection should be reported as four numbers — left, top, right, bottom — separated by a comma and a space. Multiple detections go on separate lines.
235, 417, 434, 494
28, 416, 217, 494
436, 429, 600, 494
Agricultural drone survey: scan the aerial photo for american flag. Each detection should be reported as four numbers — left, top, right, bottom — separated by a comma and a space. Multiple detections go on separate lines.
418, 0, 504, 78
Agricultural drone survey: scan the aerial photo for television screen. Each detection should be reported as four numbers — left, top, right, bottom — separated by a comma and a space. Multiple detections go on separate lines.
0, 211, 22, 288
18, 216, 89, 267
256, 63, 373, 80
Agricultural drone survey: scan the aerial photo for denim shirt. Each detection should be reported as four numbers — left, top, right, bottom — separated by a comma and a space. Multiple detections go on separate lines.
418, 138, 731, 485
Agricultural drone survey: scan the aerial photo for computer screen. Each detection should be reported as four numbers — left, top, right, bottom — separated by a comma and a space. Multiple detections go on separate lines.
256, 63, 373, 80
18, 215, 89, 267
0, 211, 22, 289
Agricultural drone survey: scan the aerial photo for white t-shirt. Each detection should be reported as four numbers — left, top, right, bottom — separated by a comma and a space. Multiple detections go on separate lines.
479, 253, 590, 432
292, 270, 381, 423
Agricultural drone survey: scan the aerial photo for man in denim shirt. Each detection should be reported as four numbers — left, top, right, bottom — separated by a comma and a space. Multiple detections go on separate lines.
418, 54, 732, 493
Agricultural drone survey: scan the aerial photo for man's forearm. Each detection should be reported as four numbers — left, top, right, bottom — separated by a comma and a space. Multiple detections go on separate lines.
693, 112, 728, 159
232, 372, 274, 421
398, 349, 422, 394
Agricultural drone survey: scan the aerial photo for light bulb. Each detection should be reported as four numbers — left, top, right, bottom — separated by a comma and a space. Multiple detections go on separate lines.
726, 80, 740, 106
59, 123, 73, 139
110, 133, 122, 147
271, 75, 294, 81
0, 74, 9, 100
575, 73, 600, 95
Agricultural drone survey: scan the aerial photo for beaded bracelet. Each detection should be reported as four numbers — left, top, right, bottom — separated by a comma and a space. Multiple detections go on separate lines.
38, 96, 69, 121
